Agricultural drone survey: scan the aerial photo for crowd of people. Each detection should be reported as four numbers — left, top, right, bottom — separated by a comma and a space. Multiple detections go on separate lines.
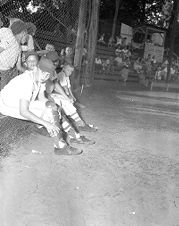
0, 17, 98, 156
95, 34, 179, 86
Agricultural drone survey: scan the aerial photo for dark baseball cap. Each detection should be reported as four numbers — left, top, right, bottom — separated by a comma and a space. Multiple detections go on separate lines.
46, 51, 60, 62
38, 57, 56, 76
11, 20, 28, 35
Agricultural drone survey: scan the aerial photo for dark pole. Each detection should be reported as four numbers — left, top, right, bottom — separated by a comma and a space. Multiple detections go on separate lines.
166, 0, 179, 83
74, 0, 87, 70
84, 0, 100, 86
111, 0, 123, 42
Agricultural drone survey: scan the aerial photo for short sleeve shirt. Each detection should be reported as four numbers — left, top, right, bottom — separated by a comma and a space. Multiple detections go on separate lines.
0, 28, 21, 71
57, 71, 71, 88
0, 70, 36, 108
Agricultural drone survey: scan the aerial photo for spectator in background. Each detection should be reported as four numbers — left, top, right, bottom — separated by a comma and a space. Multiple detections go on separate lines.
95, 56, 103, 73
45, 44, 55, 52
21, 22, 36, 52
115, 35, 122, 47
98, 33, 106, 45
122, 37, 127, 47
64, 46, 74, 65
114, 52, 123, 68
0, 20, 28, 90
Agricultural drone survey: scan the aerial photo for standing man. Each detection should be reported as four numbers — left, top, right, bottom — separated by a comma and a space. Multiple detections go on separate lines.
0, 20, 28, 90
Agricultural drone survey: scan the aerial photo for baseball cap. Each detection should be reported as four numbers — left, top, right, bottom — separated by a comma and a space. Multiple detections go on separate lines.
11, 20, 27, 35
26, 22, 36, 35
24, 51, 38, 61
38, 57, 56, 76
46, 51, 60, 61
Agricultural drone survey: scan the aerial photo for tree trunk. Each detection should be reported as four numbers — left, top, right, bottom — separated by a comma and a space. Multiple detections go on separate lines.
71, 0, 87, 98
83, 0, 100, 87
74, 0, 87, 69
166, 0, 179, 82
111, 0, 122, 42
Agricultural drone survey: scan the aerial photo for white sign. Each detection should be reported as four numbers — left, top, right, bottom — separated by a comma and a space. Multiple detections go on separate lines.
120, 23, 133, 44
144, 43, 164, 62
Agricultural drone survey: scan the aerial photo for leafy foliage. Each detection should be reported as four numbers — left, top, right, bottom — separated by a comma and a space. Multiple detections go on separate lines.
0, 0, 175, 30
100, 0, 170, 28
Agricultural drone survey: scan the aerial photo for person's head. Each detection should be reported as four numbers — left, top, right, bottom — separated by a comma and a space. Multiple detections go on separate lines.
8, 17, 21, 28
65, 46, 73, 56
45, 44, 55, 52
63, 64, 74, 77
26, 22, 36, 36
10, 20, 28, 44
38, 57, 56, 83
24, 51, 39, 70
46, 51, 60, 68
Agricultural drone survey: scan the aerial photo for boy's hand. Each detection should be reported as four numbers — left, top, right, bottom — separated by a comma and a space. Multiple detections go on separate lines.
69, 97, 74, 103
43, 121, 60, 137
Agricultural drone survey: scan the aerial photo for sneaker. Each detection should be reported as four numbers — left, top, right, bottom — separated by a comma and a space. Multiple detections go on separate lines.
79, 124, 98, 132
70, 135, 95, 145
54, 145, 83, 155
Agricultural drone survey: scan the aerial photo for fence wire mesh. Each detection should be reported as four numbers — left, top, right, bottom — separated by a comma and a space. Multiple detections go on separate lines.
0, 0, 90, 156
1, 0, 86, 47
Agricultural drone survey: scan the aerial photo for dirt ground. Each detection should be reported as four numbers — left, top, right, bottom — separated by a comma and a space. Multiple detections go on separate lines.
0, 81, 179, 226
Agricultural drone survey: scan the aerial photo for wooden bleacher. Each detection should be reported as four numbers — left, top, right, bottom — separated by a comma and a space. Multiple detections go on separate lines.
94, 44, 138, 82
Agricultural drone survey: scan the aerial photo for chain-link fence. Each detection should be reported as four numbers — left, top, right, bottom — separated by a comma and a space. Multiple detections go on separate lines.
1, 0, 87, 48
0, 0, 91, 156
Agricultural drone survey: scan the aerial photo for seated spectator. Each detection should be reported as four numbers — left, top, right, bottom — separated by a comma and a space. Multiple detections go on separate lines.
121, 37, 127, 47
115, 35, 122, 47
98, 33, 106, 45
108, 36, 114, 47
64, 46, 74, 66
21, 23, 36, 52
122, 46, 131, 60
45, 44, 55, 52
21, 23, 37, 63
114, 52, 123, 68
109, 56, 115, 73
115, 46, 122, 55
133, 58, 143, 74
104, 58, 111, 74
95, 56, 102, 73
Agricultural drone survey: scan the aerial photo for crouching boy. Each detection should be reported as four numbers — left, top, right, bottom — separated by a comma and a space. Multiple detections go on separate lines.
0, 55, 82, 155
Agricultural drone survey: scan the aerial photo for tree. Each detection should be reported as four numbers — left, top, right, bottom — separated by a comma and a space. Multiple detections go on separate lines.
84, 0, 100, 86
166, 0, 179, 82
111, 0, 123, 42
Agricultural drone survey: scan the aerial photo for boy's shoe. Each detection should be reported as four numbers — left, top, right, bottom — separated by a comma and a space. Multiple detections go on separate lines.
79, 124, 98, 132
70, 135, 95, 145
54, 145, 83, 155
